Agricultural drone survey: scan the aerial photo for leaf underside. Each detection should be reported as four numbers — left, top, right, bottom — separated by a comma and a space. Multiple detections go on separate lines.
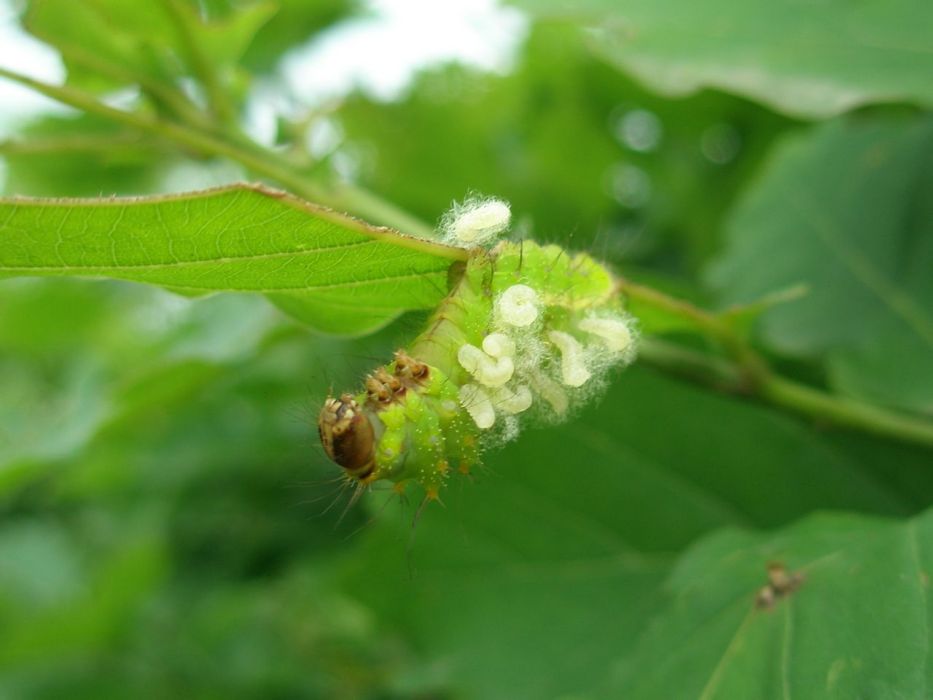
513, 0, 933, 119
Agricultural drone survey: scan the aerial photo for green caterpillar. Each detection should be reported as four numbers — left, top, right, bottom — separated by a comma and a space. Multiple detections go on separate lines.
318, 200, 636, 500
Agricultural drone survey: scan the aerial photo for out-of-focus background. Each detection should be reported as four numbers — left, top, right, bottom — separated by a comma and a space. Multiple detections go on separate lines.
1, 0, 932, 698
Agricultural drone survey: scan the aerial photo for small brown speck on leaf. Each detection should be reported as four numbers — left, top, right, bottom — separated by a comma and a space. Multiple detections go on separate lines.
755, 561, 805, 610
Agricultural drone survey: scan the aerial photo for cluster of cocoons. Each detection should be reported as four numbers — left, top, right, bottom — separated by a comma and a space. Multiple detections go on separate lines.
438, 194, 638, 439
319, 193, 639, 498
457, 281, 636, 435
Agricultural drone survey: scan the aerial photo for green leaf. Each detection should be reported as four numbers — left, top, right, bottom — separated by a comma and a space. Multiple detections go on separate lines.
25, 0, 174, 93
24, 0, 275, 94
0, 184, 465, 335
343, 367, 933, 699
193, 2, 278, 71
708, 116, 933, 414
514, 0, 933, 118
239, 0, 353, 73
613, 506, 933, 698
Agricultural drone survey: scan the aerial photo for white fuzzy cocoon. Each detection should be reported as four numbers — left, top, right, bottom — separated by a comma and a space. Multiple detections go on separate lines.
458, 343, 515, 387
548, 330, 591, 387
445, 198, 511, 244
528, 370, 568, 415
496, 284, 539, 327
459, 383, 496, 429
482, 332, 516, 358
457, 344, 485, 373
491, 384, 533, 414
482, 356, 514, 387
578, 317, 633, 352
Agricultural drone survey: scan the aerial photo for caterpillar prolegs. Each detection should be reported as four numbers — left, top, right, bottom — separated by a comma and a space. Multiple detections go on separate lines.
318, 223, 637, 500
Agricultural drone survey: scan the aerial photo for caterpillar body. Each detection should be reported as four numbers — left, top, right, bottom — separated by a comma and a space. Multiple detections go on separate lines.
318, 235, 636, 500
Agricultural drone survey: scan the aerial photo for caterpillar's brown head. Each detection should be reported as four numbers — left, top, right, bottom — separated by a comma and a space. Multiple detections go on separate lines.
318, 394, 375, 481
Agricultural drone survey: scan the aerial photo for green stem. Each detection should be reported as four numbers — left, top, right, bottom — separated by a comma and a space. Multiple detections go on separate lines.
0, 133, 151, 154
615, 275, 764, 375
637, 338, 744, 391
637, 324, 933, 449
0, 68, 433, 237
160, 0, 237, 127
42, 41, 209, 129
758, 374, 933, 447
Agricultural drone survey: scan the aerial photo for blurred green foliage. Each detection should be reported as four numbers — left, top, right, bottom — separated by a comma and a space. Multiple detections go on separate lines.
1, 1, 932, 698
338, 25, 794, 274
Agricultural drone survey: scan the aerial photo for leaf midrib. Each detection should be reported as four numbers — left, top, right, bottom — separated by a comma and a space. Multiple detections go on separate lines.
788, 190, 933, 349
0, 239, 392, 272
